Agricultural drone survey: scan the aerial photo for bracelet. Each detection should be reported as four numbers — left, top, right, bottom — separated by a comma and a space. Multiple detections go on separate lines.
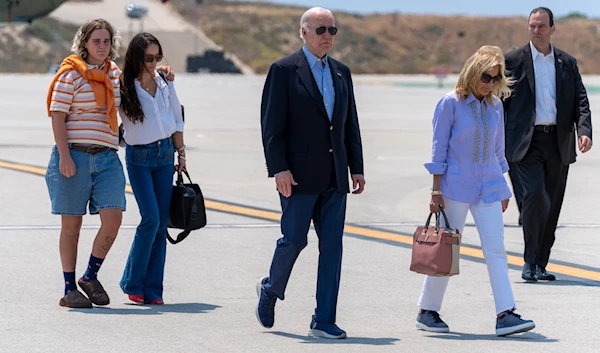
431, 190, 442, 196
178, 155, 187, 161
176, 145, 186, 152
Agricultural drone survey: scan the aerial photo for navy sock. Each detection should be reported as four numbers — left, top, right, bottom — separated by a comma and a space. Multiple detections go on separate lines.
64, 272, 76, 295
82, 255, 104, 282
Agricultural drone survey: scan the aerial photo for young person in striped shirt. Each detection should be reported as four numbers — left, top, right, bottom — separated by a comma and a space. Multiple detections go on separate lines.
46, 19, 174, 308
118, 33, 185, 305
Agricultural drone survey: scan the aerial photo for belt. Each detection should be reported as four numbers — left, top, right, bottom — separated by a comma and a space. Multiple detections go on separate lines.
534, 125, 556, 133
70, 145, 113, 154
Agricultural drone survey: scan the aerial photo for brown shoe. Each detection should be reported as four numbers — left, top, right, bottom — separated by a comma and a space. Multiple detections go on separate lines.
78, 278, 110, 306
59, 290, 93, 308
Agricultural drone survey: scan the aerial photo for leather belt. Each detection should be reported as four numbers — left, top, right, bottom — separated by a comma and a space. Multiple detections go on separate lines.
70, 145, 113, 154
534, 125, 556, 133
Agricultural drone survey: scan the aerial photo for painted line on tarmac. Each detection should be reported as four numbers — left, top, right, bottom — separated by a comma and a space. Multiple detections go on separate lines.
1, 159, 598, 283
0, 224, 280, 230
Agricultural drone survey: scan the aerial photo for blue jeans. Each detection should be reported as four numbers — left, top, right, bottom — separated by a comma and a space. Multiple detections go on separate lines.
120, 137, 174, 302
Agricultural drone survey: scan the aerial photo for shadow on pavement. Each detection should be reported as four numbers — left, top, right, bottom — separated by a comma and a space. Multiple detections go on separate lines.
426, 331, 557, 342
514, 279, 599, 287
267, 331, 400, 345
71, 302, 221, 315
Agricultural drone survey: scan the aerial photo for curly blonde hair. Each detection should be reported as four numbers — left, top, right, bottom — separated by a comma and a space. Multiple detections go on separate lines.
455, 45, 514, 103
71, 18, 121, 61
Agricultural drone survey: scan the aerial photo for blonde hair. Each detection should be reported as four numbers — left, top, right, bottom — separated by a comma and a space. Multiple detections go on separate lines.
71, 19, 121, 61
455, 45, 513, 103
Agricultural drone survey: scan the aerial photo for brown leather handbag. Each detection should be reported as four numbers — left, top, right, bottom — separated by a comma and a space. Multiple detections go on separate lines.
410, 206, 461, 276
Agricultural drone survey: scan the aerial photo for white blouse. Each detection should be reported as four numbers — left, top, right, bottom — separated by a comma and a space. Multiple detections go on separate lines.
120, 71, 184, 146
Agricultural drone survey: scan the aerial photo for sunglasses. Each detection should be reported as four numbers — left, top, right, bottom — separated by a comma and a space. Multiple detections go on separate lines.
145, 54, 163, 63
310, 26, 338, 36
481, 73, 502, 84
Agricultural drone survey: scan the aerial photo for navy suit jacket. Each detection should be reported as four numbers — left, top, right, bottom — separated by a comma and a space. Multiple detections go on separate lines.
261, 49, 364, 194
504, 44, 592, 165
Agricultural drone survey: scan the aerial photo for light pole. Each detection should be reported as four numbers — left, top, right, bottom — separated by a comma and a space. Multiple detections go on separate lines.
186, 0, 204, 55
456, 31, 465, 73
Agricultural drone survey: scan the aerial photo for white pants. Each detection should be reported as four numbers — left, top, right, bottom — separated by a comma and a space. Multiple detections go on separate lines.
417, 198, 516, 315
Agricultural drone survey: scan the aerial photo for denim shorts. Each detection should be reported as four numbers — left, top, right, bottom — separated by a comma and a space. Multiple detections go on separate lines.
45, 145, 127, 216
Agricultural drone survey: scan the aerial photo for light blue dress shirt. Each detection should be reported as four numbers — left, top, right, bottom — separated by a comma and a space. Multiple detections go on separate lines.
424, 91, 512, 204
302, 46, 335, 120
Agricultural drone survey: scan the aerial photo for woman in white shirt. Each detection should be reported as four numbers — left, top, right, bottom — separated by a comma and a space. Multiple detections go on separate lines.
118, 32, 185, 305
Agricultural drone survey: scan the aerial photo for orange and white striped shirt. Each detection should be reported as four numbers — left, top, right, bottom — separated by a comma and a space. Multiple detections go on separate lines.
49, 61, 121, 149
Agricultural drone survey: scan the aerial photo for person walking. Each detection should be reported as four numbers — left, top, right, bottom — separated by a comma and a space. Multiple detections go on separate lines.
119, 32, 185, 305
417, 45, 535, 336
256, 7, 365, 339
46, 19, 125, 308
504, 7, 593, 282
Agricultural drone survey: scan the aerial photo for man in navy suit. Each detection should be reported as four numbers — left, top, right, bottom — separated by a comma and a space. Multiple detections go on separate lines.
256, 7, 365, 339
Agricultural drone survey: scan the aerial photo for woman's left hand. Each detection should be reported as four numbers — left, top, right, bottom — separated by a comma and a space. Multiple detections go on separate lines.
501, 199, 509, 213
176, 157, 186, 173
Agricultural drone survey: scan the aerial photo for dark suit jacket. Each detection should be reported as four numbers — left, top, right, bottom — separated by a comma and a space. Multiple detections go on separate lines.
504, 44, 592, 165
261, 49, 364, 194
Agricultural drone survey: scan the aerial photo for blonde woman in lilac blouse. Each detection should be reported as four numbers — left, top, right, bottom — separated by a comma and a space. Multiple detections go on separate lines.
416, 46, 536, 337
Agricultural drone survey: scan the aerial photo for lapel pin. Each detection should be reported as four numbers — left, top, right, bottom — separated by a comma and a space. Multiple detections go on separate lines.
337, 72, 342, 77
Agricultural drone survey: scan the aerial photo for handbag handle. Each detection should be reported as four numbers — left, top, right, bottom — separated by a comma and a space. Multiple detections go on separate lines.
176, 169, 193, 185
435, 205, 452, 230
423, 205, 452, 230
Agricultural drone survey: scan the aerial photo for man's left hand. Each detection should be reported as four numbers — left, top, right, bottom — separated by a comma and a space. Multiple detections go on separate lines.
351, 174, 365, 194
579, 135, 593, 153
157, 66, 175, 81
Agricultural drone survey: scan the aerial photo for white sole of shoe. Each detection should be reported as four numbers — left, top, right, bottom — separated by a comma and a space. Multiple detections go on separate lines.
255, 276, 272, 329
496, 322, 535, 336
308, 329, 347, 339
415, 321, 450, 333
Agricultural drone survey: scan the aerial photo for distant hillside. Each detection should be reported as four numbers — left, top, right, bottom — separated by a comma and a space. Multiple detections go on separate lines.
170, 0, 600, 74
0, 18, 78, 73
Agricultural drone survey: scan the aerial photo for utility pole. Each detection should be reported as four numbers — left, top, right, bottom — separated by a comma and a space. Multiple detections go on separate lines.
188, 0, 204, 55
456, 31, 465, 73
6, 0, 20, 23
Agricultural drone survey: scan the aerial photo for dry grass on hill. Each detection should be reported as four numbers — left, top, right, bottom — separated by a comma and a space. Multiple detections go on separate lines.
170, 1, 600, 74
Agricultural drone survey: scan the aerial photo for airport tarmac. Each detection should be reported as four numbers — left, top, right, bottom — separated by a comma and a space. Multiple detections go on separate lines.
0, 73, 598, 352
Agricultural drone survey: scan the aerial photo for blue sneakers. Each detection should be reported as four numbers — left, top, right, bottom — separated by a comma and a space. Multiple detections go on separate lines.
255, 277, 277, 328
496, 311, 535, 336
416, 310, 450, 333
308, 315, 347, 339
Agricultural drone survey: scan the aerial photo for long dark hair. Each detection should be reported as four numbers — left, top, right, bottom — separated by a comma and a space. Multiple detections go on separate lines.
120, 32, 163, 123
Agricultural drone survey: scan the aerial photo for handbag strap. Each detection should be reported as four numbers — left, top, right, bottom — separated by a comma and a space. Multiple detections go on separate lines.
435, 205, 452, 230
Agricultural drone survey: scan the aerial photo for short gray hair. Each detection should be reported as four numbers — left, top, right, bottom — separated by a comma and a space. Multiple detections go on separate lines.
298, 7, 335, 43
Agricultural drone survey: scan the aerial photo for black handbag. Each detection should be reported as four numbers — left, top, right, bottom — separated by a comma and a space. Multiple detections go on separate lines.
167, 170, 207, 244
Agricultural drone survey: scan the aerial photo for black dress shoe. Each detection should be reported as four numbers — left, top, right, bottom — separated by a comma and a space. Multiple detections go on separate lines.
522, 263, 538, 282
537, 266, 556, 281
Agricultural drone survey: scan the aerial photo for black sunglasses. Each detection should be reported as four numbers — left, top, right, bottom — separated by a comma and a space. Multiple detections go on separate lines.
481, 73, 502, 84
311, 26, 338, 36
145, 54, 163, 63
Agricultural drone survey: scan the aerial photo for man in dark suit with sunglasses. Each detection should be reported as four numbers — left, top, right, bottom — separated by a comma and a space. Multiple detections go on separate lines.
504, 7, 592, 282
256, 6, 365, 339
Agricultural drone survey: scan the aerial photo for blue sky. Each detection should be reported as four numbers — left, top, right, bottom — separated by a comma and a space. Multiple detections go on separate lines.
245, 0, 600, 17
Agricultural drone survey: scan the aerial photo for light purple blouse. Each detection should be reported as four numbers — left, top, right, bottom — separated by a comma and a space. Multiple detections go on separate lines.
424, 91, 512, 204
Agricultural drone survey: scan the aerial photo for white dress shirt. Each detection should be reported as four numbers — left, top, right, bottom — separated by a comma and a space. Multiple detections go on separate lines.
120, 71, 184, 146
530, 41, 557, 125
